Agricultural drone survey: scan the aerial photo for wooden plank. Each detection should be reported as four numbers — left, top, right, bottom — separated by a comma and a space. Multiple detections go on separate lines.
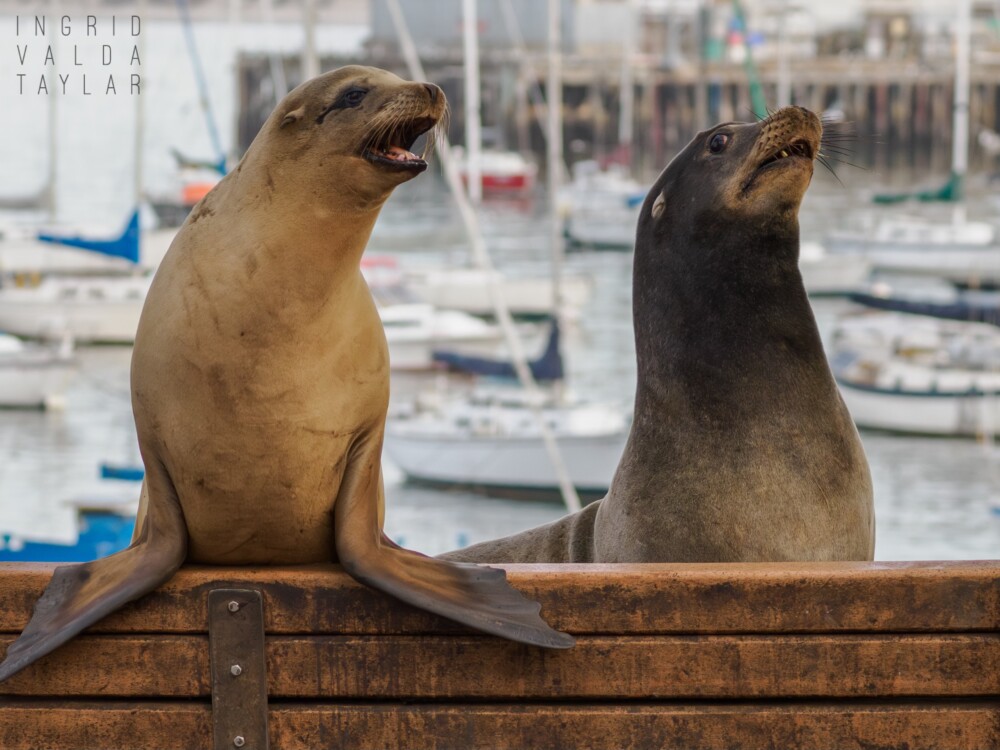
1, 701, 997, 750
0, 635, 208, 698
0, 561, 996, 635
265, 633, 1000, 700
0, 701, 211, 750
270, 703, 1000, 750
2, 633, 996, 699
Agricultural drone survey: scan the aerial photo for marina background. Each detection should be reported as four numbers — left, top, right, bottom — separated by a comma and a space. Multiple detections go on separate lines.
0, 0, 998, 561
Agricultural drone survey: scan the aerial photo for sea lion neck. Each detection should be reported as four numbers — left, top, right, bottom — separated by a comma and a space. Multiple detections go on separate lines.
630, 185, 826, 435
634, 209, 809, 353
199, 164, 389, 288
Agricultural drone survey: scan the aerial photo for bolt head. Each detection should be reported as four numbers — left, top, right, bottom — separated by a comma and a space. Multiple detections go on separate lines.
230, 664, 243, 677
227, 601, 240, 613
233, 736, 245, 748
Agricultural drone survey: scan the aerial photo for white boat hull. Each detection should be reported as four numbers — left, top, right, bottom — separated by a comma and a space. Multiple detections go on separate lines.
0, 360, 75, 407
798, 242, 871, 295
825, 229, 1000, 285
0, 298, 143, 343
0, 275, 151, 344
565, 207, 640, 249
837, 380, 1000, 437
384, 429, 626, 495
405, 270, 593, 318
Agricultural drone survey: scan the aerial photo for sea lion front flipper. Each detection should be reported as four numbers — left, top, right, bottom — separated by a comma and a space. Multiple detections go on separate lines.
0, 467, 187, 682
334, 436, 574, 649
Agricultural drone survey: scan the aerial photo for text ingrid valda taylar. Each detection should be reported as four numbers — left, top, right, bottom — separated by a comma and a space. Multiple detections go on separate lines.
14, 15, 142, 96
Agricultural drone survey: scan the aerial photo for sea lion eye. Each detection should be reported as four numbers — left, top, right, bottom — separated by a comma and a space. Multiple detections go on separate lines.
342, 88, 368, 107
316, 86, 371, 123
709, 133, 730, 153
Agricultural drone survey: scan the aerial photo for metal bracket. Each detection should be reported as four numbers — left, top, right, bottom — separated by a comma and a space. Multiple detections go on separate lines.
209, 588, 269, 750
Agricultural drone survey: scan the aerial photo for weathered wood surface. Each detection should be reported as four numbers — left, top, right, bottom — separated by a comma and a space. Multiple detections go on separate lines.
0, 562, 997, 750
1, 561, 997, 634
1, 702, 998, 750
1, 633, 997, 699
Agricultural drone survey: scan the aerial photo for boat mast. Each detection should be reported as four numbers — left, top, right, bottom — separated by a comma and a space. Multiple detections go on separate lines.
134, 0, 147, 266
547, 0, 565, 330
462, 0, 483, 205
384, 0, 583, 514
47, 0, 59, 220
952, 0, 971, 206
776, 0, 791, 107
302, 0, 320, 81
261, 0, 288, 103
618, 0, 635, 167
498, 0, 565, 180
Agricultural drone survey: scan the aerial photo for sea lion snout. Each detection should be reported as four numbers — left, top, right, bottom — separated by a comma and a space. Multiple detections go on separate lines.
422, 82, 440, 105
727, 106, 822, 213
751, 106, 822, 168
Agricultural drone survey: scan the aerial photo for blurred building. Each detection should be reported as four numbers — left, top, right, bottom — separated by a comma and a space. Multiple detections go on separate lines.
11, 0, 995, 174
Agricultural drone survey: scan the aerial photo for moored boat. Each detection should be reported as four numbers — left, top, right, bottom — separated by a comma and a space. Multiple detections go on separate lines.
380, 303, 522, 370
452, 148, 538, 194
831, 312, 1000, 437
825, 216, 1000, 286
384, 389, 629, 499
0, 273, 151, 344
0, 332, 76, 408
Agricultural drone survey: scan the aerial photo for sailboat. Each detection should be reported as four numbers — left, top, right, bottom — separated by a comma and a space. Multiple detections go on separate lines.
432, 318, 565, 381
0, 212, 154, 344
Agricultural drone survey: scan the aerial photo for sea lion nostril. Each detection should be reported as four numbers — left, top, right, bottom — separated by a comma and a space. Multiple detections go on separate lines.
423, 83, 438, 104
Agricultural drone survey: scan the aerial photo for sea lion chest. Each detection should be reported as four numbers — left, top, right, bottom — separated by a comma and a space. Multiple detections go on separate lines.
132, 227, 388, 564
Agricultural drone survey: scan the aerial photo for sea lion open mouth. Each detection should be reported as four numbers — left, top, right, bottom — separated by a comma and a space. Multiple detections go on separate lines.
757, 138, 815, 170
743, 131, 818, 194
363, 116, 437, 171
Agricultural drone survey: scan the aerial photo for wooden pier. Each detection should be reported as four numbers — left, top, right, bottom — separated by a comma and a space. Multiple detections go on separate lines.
237, 51, 1000, 180
1, 561, 997, 749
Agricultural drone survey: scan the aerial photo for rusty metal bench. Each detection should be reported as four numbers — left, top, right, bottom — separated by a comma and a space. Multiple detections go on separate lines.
1, 561, 997, 749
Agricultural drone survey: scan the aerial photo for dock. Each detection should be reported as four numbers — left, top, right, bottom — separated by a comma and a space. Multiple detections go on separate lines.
1, 561, 997, 749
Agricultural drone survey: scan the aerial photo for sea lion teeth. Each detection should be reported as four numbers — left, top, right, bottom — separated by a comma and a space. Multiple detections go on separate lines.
441, 105, 874, 566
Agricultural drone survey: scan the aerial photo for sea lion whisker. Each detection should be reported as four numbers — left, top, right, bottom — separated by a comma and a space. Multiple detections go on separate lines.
819, 153, 868, 171
819, 144, 857, 157
422, 102, 449, 160
365, 110, 398, 152
816, 155, 846, 187
820, 135, 861, 146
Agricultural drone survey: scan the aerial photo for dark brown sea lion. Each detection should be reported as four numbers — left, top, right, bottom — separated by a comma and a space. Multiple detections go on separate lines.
444, 106, 875, 564
0, 66, 571, 682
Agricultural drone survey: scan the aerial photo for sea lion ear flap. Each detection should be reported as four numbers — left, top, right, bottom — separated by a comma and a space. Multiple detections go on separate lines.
651, 192, 666, 219
280, 106, 306, 129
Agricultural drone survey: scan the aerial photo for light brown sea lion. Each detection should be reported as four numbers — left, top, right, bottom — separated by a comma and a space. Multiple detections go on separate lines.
443, 107, 875, 564
0, 66, 571, 682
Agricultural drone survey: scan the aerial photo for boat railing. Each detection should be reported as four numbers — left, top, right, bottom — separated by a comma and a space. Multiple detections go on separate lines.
0, 561, 997, 749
